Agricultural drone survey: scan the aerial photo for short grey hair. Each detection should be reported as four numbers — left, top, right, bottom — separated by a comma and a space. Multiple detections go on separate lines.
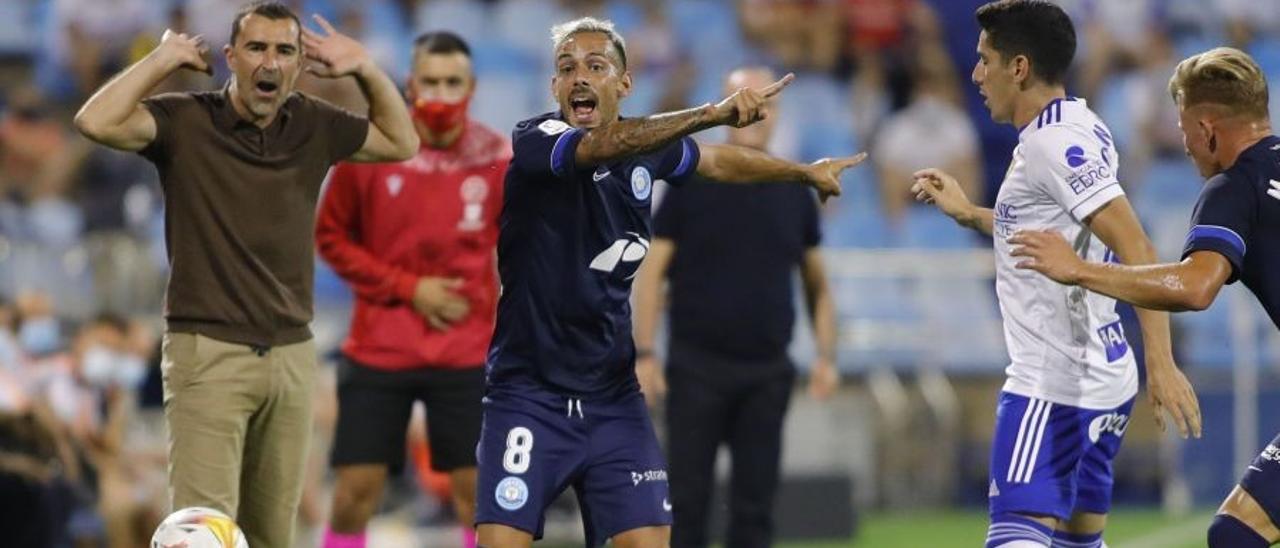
550, 17, 627, 70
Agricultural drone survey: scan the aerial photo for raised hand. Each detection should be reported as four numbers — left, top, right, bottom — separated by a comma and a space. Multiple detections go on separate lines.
300, 14, 371, 78
805, 152, 867, 203
711, 72, 795, 128
911, 168, 974, 219
157, 29, 211, 75
1007, 230, 1085, 284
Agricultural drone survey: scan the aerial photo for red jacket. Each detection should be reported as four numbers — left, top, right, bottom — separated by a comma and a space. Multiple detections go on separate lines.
316, 121, 510, 370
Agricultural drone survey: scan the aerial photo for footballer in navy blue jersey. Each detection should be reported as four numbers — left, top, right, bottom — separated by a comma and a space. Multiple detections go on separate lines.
474, 17, 865, 548
1009, 47, 1279, 547
486, 111, 699, 398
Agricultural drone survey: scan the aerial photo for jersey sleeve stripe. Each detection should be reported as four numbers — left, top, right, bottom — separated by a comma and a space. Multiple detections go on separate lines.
550, 128, 582, 176
673, 138, 695, 178
1186, 224, 1247, 257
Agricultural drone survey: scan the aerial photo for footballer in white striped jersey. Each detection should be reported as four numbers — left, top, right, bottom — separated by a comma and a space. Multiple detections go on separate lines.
911, 2, 1200, 548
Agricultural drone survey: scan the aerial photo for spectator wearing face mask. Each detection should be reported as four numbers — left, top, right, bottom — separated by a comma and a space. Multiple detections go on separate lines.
27, 313, 155, 548
13, 293, 64, 360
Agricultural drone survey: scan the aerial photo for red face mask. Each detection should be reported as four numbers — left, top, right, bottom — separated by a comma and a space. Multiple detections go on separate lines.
412, 95, 470, 135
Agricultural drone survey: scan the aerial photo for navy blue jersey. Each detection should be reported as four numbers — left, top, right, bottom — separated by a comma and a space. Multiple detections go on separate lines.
487, 112, 700, 397
1182, 135, 1280, 329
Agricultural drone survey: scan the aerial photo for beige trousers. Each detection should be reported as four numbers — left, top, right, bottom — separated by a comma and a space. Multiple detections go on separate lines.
161, 332, 316, 548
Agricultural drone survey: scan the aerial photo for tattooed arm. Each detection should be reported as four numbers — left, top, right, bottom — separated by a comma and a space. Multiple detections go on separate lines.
574, 73, 794, 166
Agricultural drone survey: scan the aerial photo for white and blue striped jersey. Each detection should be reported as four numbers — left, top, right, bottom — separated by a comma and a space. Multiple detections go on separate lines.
992, 97, 1138, 410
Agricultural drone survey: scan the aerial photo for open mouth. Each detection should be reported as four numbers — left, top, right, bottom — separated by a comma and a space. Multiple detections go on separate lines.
569, 95, 597, 121
255, 81, 279, 95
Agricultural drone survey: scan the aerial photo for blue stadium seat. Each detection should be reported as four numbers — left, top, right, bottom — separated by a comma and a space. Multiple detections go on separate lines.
1130, 158, 1200, 258
822, 202, 891, 248
471, 40, 539, 75
670, 0, 747, 78
471, 71, 543, 135
493, 0, 568, 67
1095, 74, 1138, 151
916, 278, 1005, 369
415, 0, 488, 45
1177, 288, 1233, 368
0, 0, 38, 56
897, 207, 979, 249
603, 0, 645, 33
313, 259, 354, 306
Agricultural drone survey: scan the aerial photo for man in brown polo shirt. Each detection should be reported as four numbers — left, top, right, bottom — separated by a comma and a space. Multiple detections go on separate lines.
72, 2, 418, 546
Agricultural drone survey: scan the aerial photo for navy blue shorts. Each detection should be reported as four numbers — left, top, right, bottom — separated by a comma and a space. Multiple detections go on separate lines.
474, 386, 671, 545
1240, 432, 1280, 528
988, 392, 1135, 520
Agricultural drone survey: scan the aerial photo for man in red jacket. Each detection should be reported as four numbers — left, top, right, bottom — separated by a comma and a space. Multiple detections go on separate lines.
315, 31, 509, 548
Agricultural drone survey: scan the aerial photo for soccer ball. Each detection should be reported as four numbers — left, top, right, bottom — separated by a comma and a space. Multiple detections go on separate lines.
151, 507, 250, 548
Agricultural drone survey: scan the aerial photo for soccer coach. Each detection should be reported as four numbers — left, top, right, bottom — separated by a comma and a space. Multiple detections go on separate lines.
72, 2, 418, 546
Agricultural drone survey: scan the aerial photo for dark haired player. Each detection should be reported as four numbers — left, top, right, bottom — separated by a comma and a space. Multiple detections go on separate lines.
910, 1, 1199, 547
473, 16, 865, 548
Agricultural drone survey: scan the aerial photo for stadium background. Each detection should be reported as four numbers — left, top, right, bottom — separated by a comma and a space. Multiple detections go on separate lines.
0, 0, 1278, 546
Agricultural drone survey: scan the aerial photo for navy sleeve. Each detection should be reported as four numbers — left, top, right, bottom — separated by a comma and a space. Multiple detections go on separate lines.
510, 117, 586, 179
653, 137, 701, 187
1182, 172, 1255, 284
801, 189, 821, 248
653, 185, 684, 240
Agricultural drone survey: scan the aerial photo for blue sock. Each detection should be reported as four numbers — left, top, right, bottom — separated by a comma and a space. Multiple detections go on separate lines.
987, 513, 1054, 548
1051, 530, 1102, 548
1208, 514, 1269, 548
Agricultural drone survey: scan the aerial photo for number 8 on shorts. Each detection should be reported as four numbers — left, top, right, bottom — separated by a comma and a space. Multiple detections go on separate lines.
504, 426, 533, 474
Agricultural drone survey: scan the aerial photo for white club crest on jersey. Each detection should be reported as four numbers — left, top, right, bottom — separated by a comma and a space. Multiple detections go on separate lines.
458, 176, 489, 232
538, 119, 571, 136
631, 167, 652, 200
385, 174, 403, 197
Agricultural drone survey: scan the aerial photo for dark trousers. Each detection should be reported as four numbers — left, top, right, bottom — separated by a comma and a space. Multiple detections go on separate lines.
665, 343, 795, 548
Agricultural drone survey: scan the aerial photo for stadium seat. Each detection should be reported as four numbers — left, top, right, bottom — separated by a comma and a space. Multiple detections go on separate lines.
897, 207, 979, 249
1177, 289, 1234, 368
493, 0, 568, 68
470, 70, 543, 135
415, 0, 488, 46
822, 202, 891, 248
603, 0, 645, 33
470, 39, 539, 75
670, 0, 748, 78
1095, 74, 1139, 151
0, 0, 37, 56
1130, 158, 1201, 258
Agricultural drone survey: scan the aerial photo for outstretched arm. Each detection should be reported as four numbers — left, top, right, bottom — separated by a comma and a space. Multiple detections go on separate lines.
697, 144, 865, 202
575, 73, 795, 167
302, 15, 418, 162
74, 30, 210, 151
912, 168, 993, 235
1009, 233, 1232, 312
1010, 198, 1206, 439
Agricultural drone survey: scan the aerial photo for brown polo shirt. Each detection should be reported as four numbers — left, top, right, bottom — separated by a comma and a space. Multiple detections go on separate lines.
139, 89, 368, 347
